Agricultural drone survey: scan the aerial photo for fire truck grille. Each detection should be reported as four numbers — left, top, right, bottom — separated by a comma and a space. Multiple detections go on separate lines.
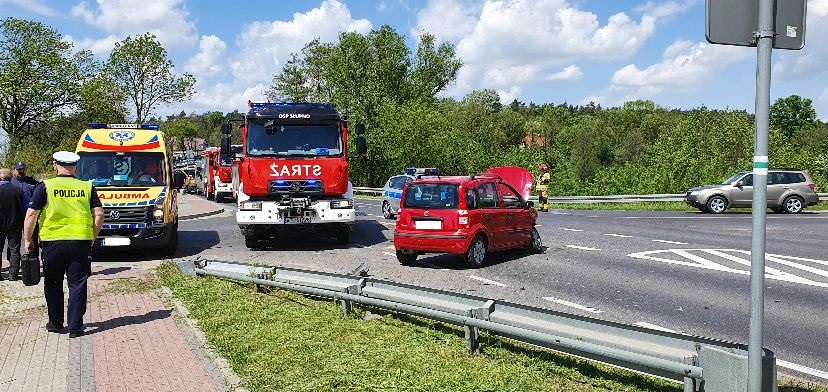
269, 180, 324, 195
104, 206, 150, 224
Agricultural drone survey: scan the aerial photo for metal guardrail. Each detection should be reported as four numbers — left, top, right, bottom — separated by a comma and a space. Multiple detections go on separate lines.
187, 260, 778, 391
353, 187, 828, 204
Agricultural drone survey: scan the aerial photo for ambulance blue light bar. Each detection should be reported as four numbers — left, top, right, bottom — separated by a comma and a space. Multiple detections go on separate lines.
404, 168, 438, 176
88, 123, 160, 130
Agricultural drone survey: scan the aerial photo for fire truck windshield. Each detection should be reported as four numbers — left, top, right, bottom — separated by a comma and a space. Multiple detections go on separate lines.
77, 152, 167, 186
246, 121, 342, 157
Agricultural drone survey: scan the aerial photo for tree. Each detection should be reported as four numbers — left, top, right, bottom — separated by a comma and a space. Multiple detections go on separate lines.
162, 117, 198, 151
107, 33, 196, 123
0, 17, 96, 148
770, 95, 818, 138
463, 89, 501, 114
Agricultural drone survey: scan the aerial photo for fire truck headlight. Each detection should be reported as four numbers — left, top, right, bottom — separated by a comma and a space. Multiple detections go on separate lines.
330, 200, 353, 209
239, 201, 263, 211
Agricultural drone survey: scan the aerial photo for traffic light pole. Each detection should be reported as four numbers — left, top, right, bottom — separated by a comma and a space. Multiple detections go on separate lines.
748, 0, 774, 390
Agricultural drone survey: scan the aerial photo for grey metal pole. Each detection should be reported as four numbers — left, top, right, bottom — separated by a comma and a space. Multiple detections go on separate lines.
748, 0, 774, 390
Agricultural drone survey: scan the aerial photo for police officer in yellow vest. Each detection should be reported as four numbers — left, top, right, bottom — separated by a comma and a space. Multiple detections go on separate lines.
536, 163, 551, 212
23, 151, 104, 338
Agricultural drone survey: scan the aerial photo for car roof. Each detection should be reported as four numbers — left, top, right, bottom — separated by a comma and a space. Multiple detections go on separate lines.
407, 175, 502, 185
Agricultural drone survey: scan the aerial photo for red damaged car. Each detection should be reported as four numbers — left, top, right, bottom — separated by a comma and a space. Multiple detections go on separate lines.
393, 166, 543, 268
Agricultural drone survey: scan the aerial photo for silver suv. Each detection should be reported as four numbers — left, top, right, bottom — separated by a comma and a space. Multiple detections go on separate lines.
686, 169, 819, 214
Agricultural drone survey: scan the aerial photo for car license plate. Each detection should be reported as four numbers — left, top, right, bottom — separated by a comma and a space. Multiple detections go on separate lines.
284, 217, 311, 224
415, 220, 441, 230
101, 237, 130, 247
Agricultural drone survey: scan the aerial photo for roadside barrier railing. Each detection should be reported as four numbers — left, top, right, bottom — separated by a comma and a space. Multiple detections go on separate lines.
353, 187, 828, 203
186, 259, 777, 392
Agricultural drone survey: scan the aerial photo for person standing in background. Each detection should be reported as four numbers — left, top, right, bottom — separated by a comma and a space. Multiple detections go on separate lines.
0, 168, 24, 281
536, 164, 551, 212
9, 161, 41, 279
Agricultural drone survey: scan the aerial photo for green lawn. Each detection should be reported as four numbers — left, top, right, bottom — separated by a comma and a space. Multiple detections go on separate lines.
158, 263, 682, 392
156, 261, 828, 392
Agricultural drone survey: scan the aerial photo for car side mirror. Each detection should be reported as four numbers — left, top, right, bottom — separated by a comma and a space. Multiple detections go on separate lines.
526, 201, 534, 209
356, 137, 367, 155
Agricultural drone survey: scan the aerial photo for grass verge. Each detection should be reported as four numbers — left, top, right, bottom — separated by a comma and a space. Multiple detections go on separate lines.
158, 262, 681, 392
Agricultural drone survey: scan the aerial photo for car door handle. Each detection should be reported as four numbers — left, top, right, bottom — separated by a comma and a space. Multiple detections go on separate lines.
782, 186, 792, 190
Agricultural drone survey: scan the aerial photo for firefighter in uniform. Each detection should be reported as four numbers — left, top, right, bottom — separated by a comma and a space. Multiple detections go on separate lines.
536, 164, 551, 212
23, 151, 104, 337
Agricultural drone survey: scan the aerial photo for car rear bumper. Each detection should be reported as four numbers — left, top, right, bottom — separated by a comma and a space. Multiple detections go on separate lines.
394, 231, 471, 254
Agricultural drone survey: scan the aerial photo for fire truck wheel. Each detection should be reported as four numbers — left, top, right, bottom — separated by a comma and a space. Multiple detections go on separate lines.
335, 226, 351, 245
244, 235, 259, 249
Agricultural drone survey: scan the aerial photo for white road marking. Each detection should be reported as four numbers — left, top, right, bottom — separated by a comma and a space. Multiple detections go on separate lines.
777, 360, 828, 380
384, 245, 395, 250
628, 249, 828, 289
353, 244, 371, 249
561, 228, 584, 232
535, 224, 543, 227
468, 275, 507, 287
634, 322, 676, 333
567, 245, 600, 251
367, 213, 374, 216
542, 297, 602, 313
382, 252, 395, 257
652, 239, 689, 245
604, 233, 633, 238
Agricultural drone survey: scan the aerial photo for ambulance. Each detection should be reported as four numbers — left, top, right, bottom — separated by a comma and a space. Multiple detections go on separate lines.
75, 123, 185, 255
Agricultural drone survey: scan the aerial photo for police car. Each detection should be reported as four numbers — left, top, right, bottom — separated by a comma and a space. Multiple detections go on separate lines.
381, 168, 438, 219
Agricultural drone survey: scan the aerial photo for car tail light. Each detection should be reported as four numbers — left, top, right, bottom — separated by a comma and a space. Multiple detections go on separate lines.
808, 183, 816, 191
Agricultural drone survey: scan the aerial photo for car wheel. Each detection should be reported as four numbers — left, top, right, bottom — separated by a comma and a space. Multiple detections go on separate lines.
706, 196, 727, 214
162, 223, 179, 257
382, 201, 394, 219
464, 235, 488, 268
526, 227, 543, 254
782, 196, 804, 214
396, 250, 417, 266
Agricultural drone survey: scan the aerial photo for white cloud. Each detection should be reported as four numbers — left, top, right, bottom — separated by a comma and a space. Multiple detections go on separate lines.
3, 0, 59, 16
547, 65, 583, 81
411, 0, 479, 42
773, 0, 828, 80
65, 34, 121, 55
439, 0, 692, 106
230, 0, 372, 85
185, 35, 227, 77
611, 40, 750, 93
69, 0, 198, 49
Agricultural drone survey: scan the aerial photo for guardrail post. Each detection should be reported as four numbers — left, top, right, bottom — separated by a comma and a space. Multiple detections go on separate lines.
340, 279, 365, 317
464, 309, 480, 355
683, 356, 697, 392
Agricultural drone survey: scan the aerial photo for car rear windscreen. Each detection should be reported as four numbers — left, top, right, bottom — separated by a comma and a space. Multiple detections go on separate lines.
404, 184, 458, 209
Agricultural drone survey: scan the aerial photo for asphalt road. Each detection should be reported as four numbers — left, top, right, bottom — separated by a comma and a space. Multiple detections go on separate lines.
128, 197, 828, 383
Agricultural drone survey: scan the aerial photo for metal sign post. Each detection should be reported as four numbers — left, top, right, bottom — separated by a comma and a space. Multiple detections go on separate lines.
706, 0, 806, 390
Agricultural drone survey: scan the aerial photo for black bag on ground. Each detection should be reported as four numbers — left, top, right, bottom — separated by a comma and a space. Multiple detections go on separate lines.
21, 252, 41, 286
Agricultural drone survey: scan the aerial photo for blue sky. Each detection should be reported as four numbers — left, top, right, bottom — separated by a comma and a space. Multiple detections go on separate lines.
3, 0, 828, 120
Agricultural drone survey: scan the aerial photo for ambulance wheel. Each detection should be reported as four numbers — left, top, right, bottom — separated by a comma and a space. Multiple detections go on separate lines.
336, 226, 351, 245
464, 234, 488, 268
162, 223, 179, 257
396, 251, 417, 266
382, 201, 394, 219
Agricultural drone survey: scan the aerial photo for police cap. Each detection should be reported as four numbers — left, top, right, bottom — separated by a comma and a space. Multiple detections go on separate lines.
53, 151, 81, 167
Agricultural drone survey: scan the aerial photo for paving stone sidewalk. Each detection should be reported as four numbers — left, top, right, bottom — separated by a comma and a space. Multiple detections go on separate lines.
0, 264, 239, 392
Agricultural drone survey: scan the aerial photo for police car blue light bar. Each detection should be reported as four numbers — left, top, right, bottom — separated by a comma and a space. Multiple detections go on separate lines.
87, 123, 160, 130
404, 167, 438, 176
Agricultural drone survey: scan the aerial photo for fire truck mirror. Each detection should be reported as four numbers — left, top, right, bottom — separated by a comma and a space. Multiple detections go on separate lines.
220, 123, 232, 135
221, 137, 231, 159
356, 137, 367, 155
355, 123, 366, 135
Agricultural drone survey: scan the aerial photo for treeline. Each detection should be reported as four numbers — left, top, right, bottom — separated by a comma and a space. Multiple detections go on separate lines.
2, 18, 826, 195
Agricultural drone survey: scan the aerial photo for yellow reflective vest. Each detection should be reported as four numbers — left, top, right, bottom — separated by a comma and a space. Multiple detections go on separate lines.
38, 177, 94, 241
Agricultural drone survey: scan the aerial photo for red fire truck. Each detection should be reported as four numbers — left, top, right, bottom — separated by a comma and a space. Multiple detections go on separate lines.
221, 102, 366, 248
199, 147, 235, 202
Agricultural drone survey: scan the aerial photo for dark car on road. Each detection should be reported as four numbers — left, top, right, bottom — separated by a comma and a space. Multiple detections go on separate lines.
685, 169, 819, 214
394, 166, 543, 268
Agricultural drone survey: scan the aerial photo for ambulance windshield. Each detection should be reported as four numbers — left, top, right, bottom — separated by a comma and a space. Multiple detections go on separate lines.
77, 152, 167, 186
246, 121, 342, 157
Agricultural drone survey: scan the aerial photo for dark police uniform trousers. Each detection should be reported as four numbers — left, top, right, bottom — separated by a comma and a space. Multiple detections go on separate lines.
42, 241, 92, 331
